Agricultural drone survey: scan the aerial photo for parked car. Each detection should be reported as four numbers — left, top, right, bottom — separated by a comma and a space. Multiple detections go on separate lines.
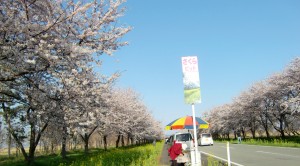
198, 133, 213, 146
168, 132, 194, 148
167, 132, 194, 164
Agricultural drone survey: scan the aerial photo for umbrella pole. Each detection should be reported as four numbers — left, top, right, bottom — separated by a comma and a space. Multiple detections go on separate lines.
192, 104, 201, 166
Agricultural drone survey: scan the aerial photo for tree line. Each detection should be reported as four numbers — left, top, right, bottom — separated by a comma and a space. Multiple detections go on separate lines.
205, 57, 300, 139
0, 0, 163, 165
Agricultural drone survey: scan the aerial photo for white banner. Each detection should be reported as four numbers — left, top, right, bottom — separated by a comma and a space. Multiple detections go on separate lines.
181, 56, 201, 104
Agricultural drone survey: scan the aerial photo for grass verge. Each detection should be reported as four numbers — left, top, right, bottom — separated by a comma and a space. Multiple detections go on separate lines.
0, 142, 164, 166
215, 136, 300, 148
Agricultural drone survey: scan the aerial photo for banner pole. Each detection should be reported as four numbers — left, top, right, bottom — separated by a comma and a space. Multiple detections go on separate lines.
192, 104, 201, 166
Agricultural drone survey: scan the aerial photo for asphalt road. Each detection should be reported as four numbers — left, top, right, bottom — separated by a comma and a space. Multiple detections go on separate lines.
160, 142, 300, 166
198, 142, 300, 166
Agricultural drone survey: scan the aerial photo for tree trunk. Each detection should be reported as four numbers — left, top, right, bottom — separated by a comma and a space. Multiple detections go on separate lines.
51, 142, 55, 154
241, 128, 246, 138
61, 125, 68, 159
10, 119, 48, 165
10, 131, 29, 160
279, 118, 285, 138
116, 132, 121, 148
84, 133, 89, 154
15, 144, 20, 157
264, 124, 270, 138
28, 122, 37, 164
79, 126, 98, 154
268, 112, 286, 139
127, 133, 130, 146
3, 104, 12, 158
103, 135, 107, 151
260, 113, 270, 138
3, 105, 48, 165
250, 121, 256, 138
250, 129, 256, 138
121, 135, 125, 147
7, 130, 11, 158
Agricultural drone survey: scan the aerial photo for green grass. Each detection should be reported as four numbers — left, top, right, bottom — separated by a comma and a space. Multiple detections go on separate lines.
206, 155, 228, 166
2, 137, 299, 166
0, 142, 164, 166
215, 136, 300, 148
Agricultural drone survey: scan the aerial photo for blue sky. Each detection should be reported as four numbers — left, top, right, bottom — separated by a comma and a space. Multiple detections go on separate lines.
100, 0, 300, 134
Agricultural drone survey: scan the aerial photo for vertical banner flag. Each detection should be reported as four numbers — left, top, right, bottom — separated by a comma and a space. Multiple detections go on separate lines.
181, 56, 201, 104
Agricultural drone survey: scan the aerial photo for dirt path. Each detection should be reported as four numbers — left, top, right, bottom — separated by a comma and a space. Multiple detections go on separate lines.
159, 143, 171, 166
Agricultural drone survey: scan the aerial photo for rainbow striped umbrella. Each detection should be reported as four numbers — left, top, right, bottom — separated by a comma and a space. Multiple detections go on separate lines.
165, 115, 209, 130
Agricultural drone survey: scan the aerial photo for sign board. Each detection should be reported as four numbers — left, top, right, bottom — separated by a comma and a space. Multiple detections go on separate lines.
181, 56, 201, 104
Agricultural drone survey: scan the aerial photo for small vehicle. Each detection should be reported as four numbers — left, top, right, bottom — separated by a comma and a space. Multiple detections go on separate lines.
165, 137, 169, 144
167, 132, 193, 164
198, 133, 213, 146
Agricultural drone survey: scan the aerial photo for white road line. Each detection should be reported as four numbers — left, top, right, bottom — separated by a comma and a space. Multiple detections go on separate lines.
216, 143, 300, 150
256, 151, 300, 158
200, 151, 244, 166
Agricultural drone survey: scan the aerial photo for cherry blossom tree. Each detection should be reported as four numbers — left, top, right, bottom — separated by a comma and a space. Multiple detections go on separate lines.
1, 0, 130, 163
104, 88, 162, 147
264, 73, 295, 138
282, 57, 300, 119
234, 85, 262, 138
251, 82, 272, 138
206, 57, 300, 139
65, 70, 117, 154
262, 58, 300, 137
206, 105, 233, 139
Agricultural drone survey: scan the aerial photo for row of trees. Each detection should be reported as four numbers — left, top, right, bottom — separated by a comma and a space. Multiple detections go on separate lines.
205, 57, 300, 139
0, 0, 163, 165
